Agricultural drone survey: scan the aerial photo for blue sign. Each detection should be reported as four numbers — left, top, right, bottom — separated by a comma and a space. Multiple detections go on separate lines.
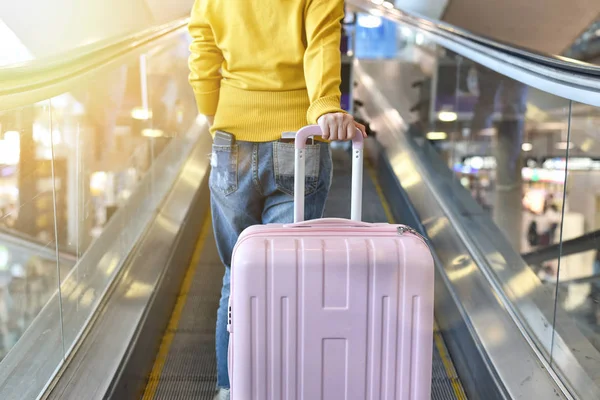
355, 14, 397, 59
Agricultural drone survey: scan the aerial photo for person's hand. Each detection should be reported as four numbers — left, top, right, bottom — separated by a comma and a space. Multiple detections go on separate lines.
317, 112, 367, 141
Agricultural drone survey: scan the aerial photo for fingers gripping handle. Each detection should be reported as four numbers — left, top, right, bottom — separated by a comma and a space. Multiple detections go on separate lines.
294, 124, 365, 150
294, 125, 363, 223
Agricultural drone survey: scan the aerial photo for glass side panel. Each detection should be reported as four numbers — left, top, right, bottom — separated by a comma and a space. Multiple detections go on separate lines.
411, 35, 572, 365
144, 34, 198, 194
368, 14, 600, 398
53, 30, 201, 357
424, 44, 600, 398
552, 101, 600, 396
0, 28, 203, 399
0, 102, 66, 396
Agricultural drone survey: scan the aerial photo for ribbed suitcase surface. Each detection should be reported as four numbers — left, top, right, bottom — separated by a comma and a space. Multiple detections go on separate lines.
229, 225, 434, 400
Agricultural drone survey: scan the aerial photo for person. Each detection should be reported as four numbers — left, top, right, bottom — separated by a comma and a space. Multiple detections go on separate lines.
526, 199, 561, 281
187, 1, 366, 399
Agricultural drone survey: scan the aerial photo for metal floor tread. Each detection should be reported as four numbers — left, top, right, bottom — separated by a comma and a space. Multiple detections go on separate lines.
142, 148, 467, 399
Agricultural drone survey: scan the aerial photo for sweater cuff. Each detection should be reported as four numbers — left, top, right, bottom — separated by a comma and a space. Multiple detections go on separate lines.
307, 95, 345, 124
193, 88, 220, 116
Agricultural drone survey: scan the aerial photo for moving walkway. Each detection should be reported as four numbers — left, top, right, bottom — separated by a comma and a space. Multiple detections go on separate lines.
1, 1, 600, 399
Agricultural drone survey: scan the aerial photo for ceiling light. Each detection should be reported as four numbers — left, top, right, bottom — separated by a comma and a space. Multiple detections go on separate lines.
131, 107, 152, 120
438, 111, 457, 122
358, 14, 383, 28
3, 131, 19, 142
371, 0, 384, 4
368, 9, 384, 18
415, 33, 424, 45
382, 1, 394, 9
580, 138, 594, 152
400, 27, 413, 37
142, 129, 164, 138
521, 142, 533, 152
555, 141, 573, 150
478, 127, 496, 136
426, 131, 447, 140
90, 171, 107, 195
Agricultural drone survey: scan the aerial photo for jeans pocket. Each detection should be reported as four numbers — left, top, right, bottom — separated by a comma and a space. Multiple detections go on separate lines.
273, 141, 320, 196
210, 144, 238, 196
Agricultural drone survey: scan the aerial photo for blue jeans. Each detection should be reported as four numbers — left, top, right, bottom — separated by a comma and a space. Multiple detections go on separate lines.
209, 140, 333, 389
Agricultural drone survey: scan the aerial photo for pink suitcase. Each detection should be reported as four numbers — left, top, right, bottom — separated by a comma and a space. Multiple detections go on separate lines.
229, 125, 435, 400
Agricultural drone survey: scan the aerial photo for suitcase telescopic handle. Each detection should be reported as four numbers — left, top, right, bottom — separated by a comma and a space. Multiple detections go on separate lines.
288, 218, 371, 228
294, 124, 363, 223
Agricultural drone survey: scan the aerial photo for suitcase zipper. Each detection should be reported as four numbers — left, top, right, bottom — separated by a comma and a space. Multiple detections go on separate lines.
397, 226, 427, 243
236, 225, 428, 247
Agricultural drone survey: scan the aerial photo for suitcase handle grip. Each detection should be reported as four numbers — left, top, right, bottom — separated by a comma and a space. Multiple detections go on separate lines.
294, 125, 363, 223
295, 124, 364, 149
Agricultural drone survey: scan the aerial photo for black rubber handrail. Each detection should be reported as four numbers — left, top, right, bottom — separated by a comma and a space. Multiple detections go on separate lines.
420, 15, 600, 76
558, 273, 600, 286
521, 229, 600, 265
348, 0, 600, 77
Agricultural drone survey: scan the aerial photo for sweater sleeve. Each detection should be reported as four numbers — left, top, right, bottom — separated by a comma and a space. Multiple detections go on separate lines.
188, 0, 224, 116
304, 0, 346, 124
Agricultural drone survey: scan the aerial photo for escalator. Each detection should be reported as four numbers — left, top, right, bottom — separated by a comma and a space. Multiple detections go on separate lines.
3, 1, 600, 399
142, 147, 467, 400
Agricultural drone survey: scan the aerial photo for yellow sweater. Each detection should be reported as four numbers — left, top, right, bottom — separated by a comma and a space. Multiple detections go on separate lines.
188, 0, 345, 142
